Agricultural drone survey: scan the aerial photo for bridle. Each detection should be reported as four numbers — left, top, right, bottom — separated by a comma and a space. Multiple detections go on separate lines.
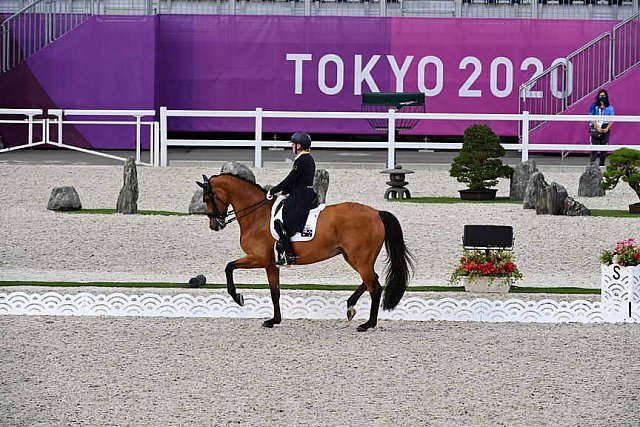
203, 185, 269, 228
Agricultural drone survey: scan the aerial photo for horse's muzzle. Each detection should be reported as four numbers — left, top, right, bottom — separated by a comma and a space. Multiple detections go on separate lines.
209, 219, 226, 231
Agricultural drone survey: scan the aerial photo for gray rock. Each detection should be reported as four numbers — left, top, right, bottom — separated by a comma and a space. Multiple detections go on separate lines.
536, 182, 568, 215
313, 169, 330, 204
220, 161, 255, 183
578, 164, 606, 197
564, 197, 591, 216
189, 189, 206, 214
510, 160, 538, 201
47, 186, 82, 211
523, 171, 548, 209
116, 158, 138, 214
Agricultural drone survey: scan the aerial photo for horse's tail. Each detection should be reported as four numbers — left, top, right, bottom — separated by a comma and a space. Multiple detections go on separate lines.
379, 211, 415, 310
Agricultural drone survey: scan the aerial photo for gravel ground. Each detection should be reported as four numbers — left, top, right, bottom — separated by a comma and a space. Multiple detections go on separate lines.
1, 315, 639, 426
1, 164, 639, 288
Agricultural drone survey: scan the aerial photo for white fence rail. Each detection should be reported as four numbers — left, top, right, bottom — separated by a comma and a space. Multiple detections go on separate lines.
0, 108, 45, 152
160, 107, 640, 168
49, 109, 159, 166
0, 108, 160, 166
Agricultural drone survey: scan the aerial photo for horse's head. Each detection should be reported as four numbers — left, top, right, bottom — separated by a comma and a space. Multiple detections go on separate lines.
196, 174, 229, 231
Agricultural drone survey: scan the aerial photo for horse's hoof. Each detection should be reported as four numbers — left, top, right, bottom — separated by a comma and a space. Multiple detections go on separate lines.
357, 322, 375, 332
262, 321, 274, 328
235, 294, 244, 306
347, 306, 356, 321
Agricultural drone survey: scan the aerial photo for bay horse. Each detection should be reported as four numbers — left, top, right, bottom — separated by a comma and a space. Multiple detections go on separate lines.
197, 173, 414, 331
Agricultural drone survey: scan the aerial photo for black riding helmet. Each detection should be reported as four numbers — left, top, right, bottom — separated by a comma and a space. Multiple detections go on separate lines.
290, 132, 312, 149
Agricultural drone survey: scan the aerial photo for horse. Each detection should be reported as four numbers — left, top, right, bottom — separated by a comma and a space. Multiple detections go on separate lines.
196, 173, 414, 332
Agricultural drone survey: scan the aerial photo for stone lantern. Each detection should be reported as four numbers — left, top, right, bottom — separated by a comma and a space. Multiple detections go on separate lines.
380, 164, 414, 199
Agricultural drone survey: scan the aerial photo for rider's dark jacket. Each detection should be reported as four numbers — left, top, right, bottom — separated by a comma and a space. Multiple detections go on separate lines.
271, 151, 316, 233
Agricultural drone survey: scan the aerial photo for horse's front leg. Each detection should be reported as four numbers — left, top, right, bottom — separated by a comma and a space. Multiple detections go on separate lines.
225, 255, 264, 306
262, 265, 281, 328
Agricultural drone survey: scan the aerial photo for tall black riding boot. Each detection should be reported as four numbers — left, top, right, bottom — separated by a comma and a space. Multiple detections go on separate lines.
274, 220, 296, 266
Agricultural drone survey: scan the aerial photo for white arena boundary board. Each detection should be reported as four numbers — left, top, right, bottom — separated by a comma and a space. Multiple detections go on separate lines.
2, 291, 638, 324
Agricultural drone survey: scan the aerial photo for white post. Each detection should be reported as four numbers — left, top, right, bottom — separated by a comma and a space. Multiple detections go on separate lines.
135, 115, 142, 164
153, 122, 160, 167
27, 114, 34, 146
160, 107, 168, 167
387, 108, 396, 169
52, 110, 63, 146
148, 121, 154, 166
521, 111, 530, 162
254, 107, 263, 169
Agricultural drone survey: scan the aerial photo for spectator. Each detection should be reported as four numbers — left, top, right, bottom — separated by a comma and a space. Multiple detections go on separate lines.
588, 89, 615, 166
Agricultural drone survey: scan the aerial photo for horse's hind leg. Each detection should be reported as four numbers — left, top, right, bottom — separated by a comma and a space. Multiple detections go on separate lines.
357, 274, 382, 332
350, 265, 382, 331
262, 265, 282, 328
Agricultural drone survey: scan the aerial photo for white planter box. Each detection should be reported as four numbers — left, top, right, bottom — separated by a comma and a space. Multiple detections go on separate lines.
601, 264, 640, 322
461, 276, 511, 293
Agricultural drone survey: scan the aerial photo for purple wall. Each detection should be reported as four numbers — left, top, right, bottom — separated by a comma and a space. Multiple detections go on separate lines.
2, 14, 636, 148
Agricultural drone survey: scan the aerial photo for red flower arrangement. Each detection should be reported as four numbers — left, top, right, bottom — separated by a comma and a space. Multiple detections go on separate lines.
450, 249, 523, 285
600, 238, 640, 267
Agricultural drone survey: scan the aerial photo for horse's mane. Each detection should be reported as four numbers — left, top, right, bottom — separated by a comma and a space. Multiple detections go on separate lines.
214, 173, 267, 194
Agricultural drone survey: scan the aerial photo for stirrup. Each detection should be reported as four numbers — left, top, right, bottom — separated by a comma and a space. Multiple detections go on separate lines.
275, 253, 296, 266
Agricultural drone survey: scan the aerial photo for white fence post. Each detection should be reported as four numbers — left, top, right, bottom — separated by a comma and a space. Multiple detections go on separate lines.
27, 114, 34, 146
50, 110, 63, 146
160, 107, 168, 167
387, 108, 396, 169
135, 115, 142, 164
521, 110, 530, 162
255, 107, 263, 169
153, 121, 160, 167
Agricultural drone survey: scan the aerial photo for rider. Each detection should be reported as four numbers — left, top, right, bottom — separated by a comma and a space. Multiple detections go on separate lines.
266, 132, 316, 266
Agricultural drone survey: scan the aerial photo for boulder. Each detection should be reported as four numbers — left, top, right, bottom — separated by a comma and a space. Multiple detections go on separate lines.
220, 161, 256, 183
509, 160, 538, 201
189, 189, 207, 214
523, 171, 548, 209
578, 164, 606, 197
313, 169, 330, 204
564, 197, 591, 216
536, 182, 568, 215
47, 186, 82, 211
116, 157, 138, 214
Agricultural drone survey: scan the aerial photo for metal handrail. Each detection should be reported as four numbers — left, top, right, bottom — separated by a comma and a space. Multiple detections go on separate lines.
1, 0, 95, 74
518, 31, 612, 134
612, 11, 640, 78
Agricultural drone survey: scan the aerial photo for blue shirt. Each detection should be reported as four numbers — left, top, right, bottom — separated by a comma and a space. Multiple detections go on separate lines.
588, 104, 615, 128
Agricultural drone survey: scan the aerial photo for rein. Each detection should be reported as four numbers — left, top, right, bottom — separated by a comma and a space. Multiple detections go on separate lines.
206, 189, 270, 227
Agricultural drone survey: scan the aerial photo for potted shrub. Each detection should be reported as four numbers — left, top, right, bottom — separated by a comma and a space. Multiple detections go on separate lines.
450, 249, 523, 293
600, 148, 640, 214
449, 124, 513, 200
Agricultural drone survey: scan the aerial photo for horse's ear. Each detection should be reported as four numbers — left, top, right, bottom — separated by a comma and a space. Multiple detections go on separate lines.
196, 181, 205, 189
202, 174, 209, 183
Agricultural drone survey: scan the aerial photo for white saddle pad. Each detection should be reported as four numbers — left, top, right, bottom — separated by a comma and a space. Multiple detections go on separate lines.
270, 195, 326, 242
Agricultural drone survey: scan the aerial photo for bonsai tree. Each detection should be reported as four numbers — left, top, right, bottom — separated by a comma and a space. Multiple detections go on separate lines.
449, 124, 513, 190
601, 148, 640, 203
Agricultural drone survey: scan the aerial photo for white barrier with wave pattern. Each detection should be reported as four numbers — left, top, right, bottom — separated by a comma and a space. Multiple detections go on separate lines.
0, 291, 629, 324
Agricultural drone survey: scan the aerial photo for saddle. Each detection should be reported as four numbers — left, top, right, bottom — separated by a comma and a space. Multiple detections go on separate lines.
270, 195, 326, 243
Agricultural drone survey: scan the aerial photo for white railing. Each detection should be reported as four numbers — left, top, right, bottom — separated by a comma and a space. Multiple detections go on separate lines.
0, 108, 46, 153
0, 108, 159, 166
160, 107, 640, 168
48, 109, 159, 166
